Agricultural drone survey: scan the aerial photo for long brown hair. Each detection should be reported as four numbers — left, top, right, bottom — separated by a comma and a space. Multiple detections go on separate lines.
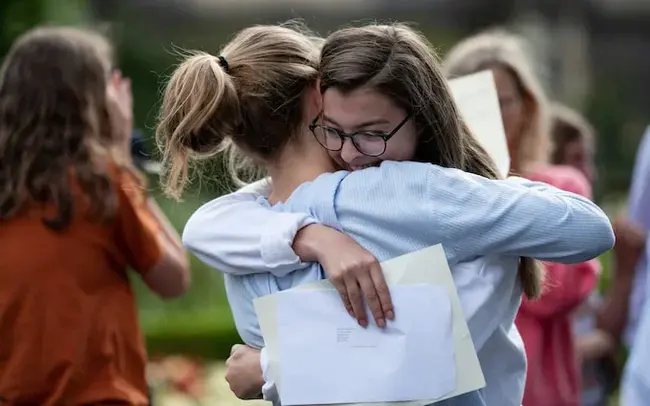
156, 23, 321, 198
320, 24, 544, 299
0, 27, 117, 231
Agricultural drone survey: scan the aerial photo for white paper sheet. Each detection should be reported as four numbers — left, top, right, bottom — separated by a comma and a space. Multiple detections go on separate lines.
276, 284, 456, 405
449, 70, 511, 177
254, 244, 486, 406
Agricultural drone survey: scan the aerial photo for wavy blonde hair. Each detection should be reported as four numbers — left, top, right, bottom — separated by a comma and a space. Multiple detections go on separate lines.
156, 22, 321, 199
443, 29, 550, 174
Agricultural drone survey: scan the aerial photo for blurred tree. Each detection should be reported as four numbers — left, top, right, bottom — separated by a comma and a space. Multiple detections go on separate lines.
0, 0, 46, 57
1, 0, 87, 59
586, 73, 646, 201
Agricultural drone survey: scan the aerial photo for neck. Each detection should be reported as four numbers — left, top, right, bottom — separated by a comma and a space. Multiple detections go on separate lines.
267, 133, 335, 204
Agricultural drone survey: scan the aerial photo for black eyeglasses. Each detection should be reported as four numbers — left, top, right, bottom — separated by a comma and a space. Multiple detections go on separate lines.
309, 114, 411, 157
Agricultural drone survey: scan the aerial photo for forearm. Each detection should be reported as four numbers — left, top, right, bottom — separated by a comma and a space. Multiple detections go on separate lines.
183, 193, 316, 276
148, 197, 184, 253
292, 224, 332, 262
425, 167, 614, 265
576, 330, 616, 361
597, 272, 636, 343
602, 220, 646, 341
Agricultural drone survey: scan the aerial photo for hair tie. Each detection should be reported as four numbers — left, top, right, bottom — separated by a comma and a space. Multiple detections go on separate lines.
217, 55, 229, 73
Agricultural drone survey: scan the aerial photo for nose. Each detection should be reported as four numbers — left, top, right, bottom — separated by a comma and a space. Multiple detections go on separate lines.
340, 138, 363, 166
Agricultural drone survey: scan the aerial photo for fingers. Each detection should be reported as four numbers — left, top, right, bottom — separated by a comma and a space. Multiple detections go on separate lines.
230, 344, 244, 356
112, 70, 121, 86
120, 77, 131, 92
357, 272, 385, 328
331, 278, 354, 318
331, 265, 392, 329
370, 263, 394, 321
344, 276, 368, 327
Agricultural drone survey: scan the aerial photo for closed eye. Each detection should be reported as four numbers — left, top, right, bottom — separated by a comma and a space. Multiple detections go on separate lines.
321, 126, 341, 136
356, 131, 388, 138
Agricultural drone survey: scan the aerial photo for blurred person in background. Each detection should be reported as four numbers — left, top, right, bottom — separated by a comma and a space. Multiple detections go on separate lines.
619, 126, 650, 406
0, 26, 189, 405
549, 102, 622, 406
550, 103, 597, 184
444, 30, 600, 406
619, 126, 650, 347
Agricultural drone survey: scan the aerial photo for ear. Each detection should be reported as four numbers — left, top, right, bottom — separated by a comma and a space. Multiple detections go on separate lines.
314, 78, 321, 95
306, 80, 323, 119
313, 79, 323, 111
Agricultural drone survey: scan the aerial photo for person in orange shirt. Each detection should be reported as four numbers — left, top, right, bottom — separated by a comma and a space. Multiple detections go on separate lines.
0, 27, 190, 405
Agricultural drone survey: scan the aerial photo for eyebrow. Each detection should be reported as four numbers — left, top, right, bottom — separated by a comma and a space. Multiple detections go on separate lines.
322, 114, 391, 130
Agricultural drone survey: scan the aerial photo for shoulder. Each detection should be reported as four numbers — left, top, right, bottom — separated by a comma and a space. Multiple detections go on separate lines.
185, 191, 267, 233
283, 162, 435, 223
334, 161, 437, 206
337, 161, 434, 193
527, 164, 592, 198
286, 161, 437, 203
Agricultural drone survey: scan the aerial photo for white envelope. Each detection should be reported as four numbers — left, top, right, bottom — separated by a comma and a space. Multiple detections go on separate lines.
254, 244, 485, 406
275, 284, 457, 405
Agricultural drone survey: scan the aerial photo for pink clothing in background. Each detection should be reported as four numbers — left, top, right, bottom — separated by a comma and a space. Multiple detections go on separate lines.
516, 165, 600, 406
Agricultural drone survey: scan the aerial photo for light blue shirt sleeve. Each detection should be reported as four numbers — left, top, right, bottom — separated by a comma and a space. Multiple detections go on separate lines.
183, 161, 614, 279
333, 161, 613, 265
183, 191, 315, 277
260, 347, 280, 404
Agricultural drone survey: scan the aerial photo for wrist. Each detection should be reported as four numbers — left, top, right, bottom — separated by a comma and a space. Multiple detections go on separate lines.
292, 224, 328, 262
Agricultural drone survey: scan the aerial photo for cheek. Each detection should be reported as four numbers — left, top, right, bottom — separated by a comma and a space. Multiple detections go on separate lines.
380, 130, 418, 161
501, 106, 525, 140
